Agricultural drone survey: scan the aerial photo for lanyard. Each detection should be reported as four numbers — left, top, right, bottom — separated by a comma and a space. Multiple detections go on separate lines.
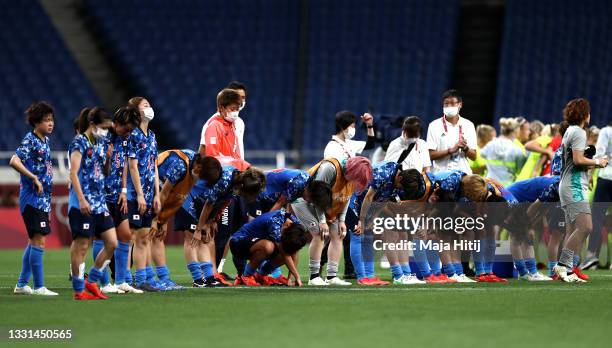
331, 136, 354, 159
442, 116, 463, 137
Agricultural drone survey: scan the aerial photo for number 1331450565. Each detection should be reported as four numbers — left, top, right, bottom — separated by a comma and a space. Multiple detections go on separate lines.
5, 328, 73, 340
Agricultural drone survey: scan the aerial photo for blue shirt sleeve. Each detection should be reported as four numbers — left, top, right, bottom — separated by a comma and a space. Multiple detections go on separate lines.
15, 134, 33, 162
165, 157, 187, 185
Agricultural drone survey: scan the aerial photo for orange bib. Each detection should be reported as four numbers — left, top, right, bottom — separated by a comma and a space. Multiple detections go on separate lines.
308, 158, 354, 220
156, 150, 196, 224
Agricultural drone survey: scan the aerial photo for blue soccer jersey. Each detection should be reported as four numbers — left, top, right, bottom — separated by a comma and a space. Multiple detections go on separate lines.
231, 209, 299, 244
158, 149, 196, 185
258, 169, 310, 204
182, 166, 237, 219
550, 148, 562, 176
15, 132, 53, 213
428, 170, 465, 201
126, 128, 158, 207
105, 133, 129, 203
68, 134, 109, 214
349, 161, 402, 215
507, 176, 561, 203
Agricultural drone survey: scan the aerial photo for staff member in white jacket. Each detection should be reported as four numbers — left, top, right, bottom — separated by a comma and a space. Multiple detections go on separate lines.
385, 116, 431, 172
426, 90, 477, 174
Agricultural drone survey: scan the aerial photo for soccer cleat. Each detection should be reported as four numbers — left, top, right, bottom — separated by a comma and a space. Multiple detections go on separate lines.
487, 273, 508, 283
253, 273, 277, 286
519, 273, 530, 281
477, 273, 490, 282
553, 265, 569, 281
239, 275, 261, 286
275, 275, 290, 286
308, 276, 329, 286
357, 278, 373, 285
526, 272, 552, 281
401, 274, 426, 285
551, 274, 560, 281
116, 282, 143, 294
100, 283, 124, 294
219, 272, 235, 281
326, 277, 352, 286
74, 291, 101, 300
33, 287, 59, 296
14, 285, 33, 295
392, 277, 404, 285
85, 280, 108, 299
450, 274, 476, 283
161, 279, 185, 290
193, 278, 206, 288
565, 273, 587, 283
214, 273, 233, 287
204, 276, 228, 287
368, 276, 390, 285
436, 274, 457, 283
134, 282, 160, 292
572, 267, 589, 281
579, 257, 599, 270
424, 274, 446, 283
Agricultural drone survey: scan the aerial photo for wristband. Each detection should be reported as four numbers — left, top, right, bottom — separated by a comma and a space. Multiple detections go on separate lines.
121, 188, 127, 194
366, 125, 374, 129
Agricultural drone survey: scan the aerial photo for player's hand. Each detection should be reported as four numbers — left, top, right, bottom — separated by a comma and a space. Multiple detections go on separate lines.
354, 221, 362, 235
597, 157, 609, 168
201, 223, 214, 243
79, 198, 91, 216
137, 194, 147, 214
154, 221, 167, 241
319, 222, 329, 240
339, 221, 347, 239
546, 149, 555, 159
33, 177, 43, 195
191, 229, 203, 248
295, 277, 303, 287
118, 192, 128, 214
153, 196, 161, 214
361, 113, 374, 126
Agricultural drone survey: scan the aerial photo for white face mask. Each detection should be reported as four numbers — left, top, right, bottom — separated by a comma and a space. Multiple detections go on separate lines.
143, 107, 155, 121
225, 110, 239, 122
344, 127, 356, 140
443, 106, 459, 118
402, 135, 417, 145
239, 101, 246, 111
93, 127, 109, 140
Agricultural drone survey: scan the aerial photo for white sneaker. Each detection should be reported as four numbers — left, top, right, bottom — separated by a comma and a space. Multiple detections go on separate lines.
308, 276, 329, 286
14, 285, 33, 295
32, 287, 58, 296
325, 277, 352, 286
553, 265, 569, 281
565, 273, 587, 283
101, 283, 125, 294
117, 282, 144, 294
450, 274, 477, 283
526, 272, 552, 281
401, 274, 426, 285
519, 273, 531, 281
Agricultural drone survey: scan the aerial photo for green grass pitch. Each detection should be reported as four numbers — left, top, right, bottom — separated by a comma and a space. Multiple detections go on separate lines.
1, 246, 611, 348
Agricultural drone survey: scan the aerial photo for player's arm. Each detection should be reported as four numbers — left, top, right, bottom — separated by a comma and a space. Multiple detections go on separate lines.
153, 165, 161, 214
269, 194, 288, 212
159, 180, 174, 207
69, 151, 91, 215
128, 158, 147, 214
195, 200, 215, 242
103, 143, 112, 176
532, 154, 548, 177
525, 139, 553, 157
118, 156, 129, 213
9, 155, 43, 194
465, 148, 477, 161
280, 244, 301, 286
356, 187, 377, 235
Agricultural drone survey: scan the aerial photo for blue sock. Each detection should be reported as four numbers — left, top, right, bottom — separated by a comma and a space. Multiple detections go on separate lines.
473, 249, 485, 275
453, 262, 464, 276
413, 241, 431, 278
390, 264, 403, 280
17, 245, 32, 287
135, 268, 147, 285
200, 262, 214, 278
156, 266, 170, 282
400, 263, 412, 276
88, 267, 103, 283
125, 270, 133, 284
114, 241, 130, 284
187, 262, 203, 281
573, 255, 580, 268
443, 263, 455, 277
145, 265, 155, 284
427, 249, 442, 276
525, 258, 537, 274
364, 261, 375, 278
349, 233, 366, 280
92, 240, 104, 262
270, 267, 282, 278
514, 259, 528, 276
547, 261, 557, 277
72, 277, 85, 293
362, 234, 375, 278
29, 246, 45, 289
244, 264, 255, 276
484, 239, 496, 274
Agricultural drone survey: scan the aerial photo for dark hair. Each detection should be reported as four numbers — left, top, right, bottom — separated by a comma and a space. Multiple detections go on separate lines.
72, 116, 81, 134
402, 116, 422, 138
442, 89, 462, 103
226, 80, 247, 92
563, 98, 590, 126
306, 180, 332, 212
235, 168, 266, 201
335, 110, 356, 133
25, 101, 54, 127
559, 121, 570, 137
280, 223, 311, 255
398, 169, 422, 200
114, 105, 141, 127
77, 107, 92, 134
88, 107, 112, 125
128, 96, 145, 108
198, 156, 222, 184
217, 89, 242, 109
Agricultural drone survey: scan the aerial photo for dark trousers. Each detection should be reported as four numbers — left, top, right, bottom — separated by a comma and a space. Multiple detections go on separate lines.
588, 177, 612, 254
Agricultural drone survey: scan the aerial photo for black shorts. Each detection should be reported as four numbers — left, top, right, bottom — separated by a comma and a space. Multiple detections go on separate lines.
106, 201, 128, 227
547, 206, 565, 232
173, 207, 198, 233
21, 205, 51, 239
69, 208, 114, 239
127, 200, 154, 229
229, 237, 258, 261
246, 200, 274, 219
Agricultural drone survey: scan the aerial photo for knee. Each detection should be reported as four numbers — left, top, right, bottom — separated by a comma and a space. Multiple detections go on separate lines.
106, 238, 118, 252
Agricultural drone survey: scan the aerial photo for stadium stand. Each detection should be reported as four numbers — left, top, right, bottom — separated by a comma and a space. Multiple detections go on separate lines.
495, 0, 612, 126
0, 0, 100, 152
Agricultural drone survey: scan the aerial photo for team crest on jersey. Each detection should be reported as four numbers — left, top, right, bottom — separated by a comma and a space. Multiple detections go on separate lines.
83, 223, 90, 230
40, 221, 46, 228
256, 210, 262, 216
133, 214, 140, 220
104, 212, 110, 217
190, 224, 197, 230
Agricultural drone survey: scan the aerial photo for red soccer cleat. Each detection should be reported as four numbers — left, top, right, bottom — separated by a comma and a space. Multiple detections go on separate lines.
477, 273, 491, 282
73, 290, 101, 300
572, 267, 589, 281
214, 273, 233, 287
253, 273, 278, 286
357, 277, 373, 285
368, 276, 390, 285
488, 273, 508, 283
424, 274, 446, 283
85, 280, 108, 299
436, 274, 457, 283
275, 275, 289, 286
239, 275, 261, 286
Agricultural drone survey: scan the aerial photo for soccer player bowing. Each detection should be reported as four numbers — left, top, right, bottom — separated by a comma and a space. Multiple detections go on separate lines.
68, 108, 118, 300
11, 102, 58, 296
230, 209, 311, 286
